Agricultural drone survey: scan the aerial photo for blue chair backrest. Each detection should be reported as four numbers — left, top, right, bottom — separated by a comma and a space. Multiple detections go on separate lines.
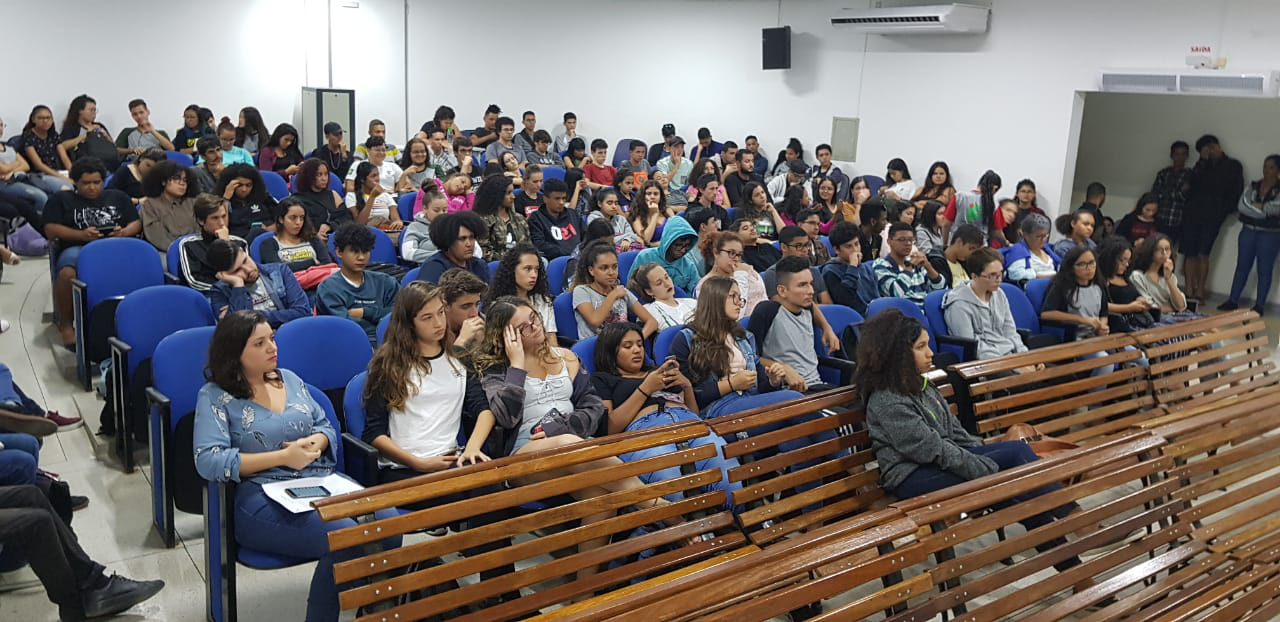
343, 372, 368, 439
488, 260, 500, 282
724, 207, 736, 223
1024, 277, 1053, 314
78, 238, 165, 311
541, 166, 566, 182
1001, 282, 1041, 333
275, 316, 373, 391
262, 171, 290, 201
923, 290, 950, 338
821, 236, 834, 256
249, 232, 272, 263
165, 150, 193, 167
167, 235, 195, 280
116, 285, 216, 377
652, 324, 684, 362
866, 297, 936, 351
305, 382, 343, 466
328, 225, 396, 265
554, 292, 577, 343
612, 139, 639, 168
617, 250, 640, 282
571, 337, 597, 374
853, 262, 880, 316
547, 256, 571, 296
816, 304, 863, 354
863, 175, 886, 196
152, 326, 216, 432
396, 192, 417, 223
673, 285, 689, 298
400, 266, 421, 287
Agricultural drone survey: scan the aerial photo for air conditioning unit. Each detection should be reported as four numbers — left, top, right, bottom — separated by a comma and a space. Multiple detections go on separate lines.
1099, 69, 1280, 97
831, 3, 990, 34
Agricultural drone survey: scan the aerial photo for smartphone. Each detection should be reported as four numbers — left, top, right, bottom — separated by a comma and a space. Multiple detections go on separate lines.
96, 226, 116, 235
285, 485, 331, 499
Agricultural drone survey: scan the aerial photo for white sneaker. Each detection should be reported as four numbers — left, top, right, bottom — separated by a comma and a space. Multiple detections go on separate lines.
0, 319, 10, 333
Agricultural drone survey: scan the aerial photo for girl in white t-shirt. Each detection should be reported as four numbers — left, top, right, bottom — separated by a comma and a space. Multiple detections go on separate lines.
346, 161, 403, 241
630, 262, 697, 331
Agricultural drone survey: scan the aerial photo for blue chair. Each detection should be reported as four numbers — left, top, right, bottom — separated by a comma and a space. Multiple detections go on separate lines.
400, 266, 421, 287
866, 296, 972, 367
923, 290, 977, 363
108, 285, 215, 473
164, 150, 193, 167
248, 232, 272, 264
204, 382, 344, 622
547, 256, 571, 296
261, 171, 289, 201
673, 285, 689, 298
541, 166, 566, 182
863, 175, 886, 196
274, 316, 374, 430
816, 304, 863, 385
554, 292, 577, 345
821, 236, 834, 256
488, 260, 501, 282
612, 139, 640, 168
146, 326, 215, 548
326, 225, 397, 265
1024, 277, 1076, 342
396, 192, 417, 223
771, 240, 781, 251
1000, 282, 1061, 349
376, 314, 391, 345
165, 234, 196, 284
72, 238, 165, 390
617, 250, 641, 282
341, 372, 380, 486
652, 324, 684, 362
724, 207, 736, 223
571, 336, 597, 374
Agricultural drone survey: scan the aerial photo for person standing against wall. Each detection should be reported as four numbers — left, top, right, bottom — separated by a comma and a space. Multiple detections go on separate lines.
1151, 140, 1192, 249
1179, 135, 1243, 303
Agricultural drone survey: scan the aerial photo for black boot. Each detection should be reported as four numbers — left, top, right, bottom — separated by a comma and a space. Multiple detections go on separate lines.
81, 574, 165, 618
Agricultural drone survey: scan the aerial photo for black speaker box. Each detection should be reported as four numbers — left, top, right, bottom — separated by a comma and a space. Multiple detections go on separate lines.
763, 26, 791, 70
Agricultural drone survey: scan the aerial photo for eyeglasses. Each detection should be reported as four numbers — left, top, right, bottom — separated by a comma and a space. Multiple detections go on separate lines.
729, 295, 746, 307
717, 249, 743, 260
980, 270, 1004, 280
891, 237, 916, 244
1075, 260, 1097, 268
514, 314, 542, 336
784, 241, 809, 250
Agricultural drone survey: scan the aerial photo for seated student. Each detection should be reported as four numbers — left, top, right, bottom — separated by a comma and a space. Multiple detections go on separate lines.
353, 118, 400, 161
685, 159, 725, 207
628, 180, 672, 248
233, 106, 269, 156
345, 161, 404, 241
205, 239, 309, 327
646, 124, 674, 166
617, 140, 651, 178
524, 130, 561, 168
115, 98, 175, 157
188, 136, 226, 195
582, 138, 617, 191
514, 164, 544, 217
1051, 210, 1097, 259
749, 256, 837, 395
794, 208, 831, 266
401, 186, 448, 264
913, 200, 946, 256
172, 104, 211, 156
857, 197, 889, 263
317, 224, 399, 345
419, 126, 457, 179
587, 187, 643, 252
362, 281, 497, 483
943, 248, 1038, 365
0, 431, 41, 485
698, 231, 767, 318
257, 196, 335, 289
612, 168, 638, 210
1041, 245, 1111, 340
591, 322, 742, 502
763, 227, 834, 305
216, 163, 277, 242
927, 223, 984, 289
291, 158, 348, 239
194, 310, 400, 622
139, 159, 199, 253
484, 245, 558, 341
685, 174, 729, 229
42, 157, 141, 346
572, 241, 658, 339
19, 105, 74, 191
738, 181, 785, 242
626, 215, 701, 293
345, 136, 403, 195
630, 262, 697, 330
474, 174, 531, 262
689, 127, 723, 162
873, 222, 945, 310
767, 160, 808, 204
419, 211, 490, 284
1098, 236, 1159, 333
655, 135, 692, 195
553, 111, 584, 155
1131, 233, 1192, 316
562, 137, 589, 169
211, 118, 254, 166
178, 194, 248, 291
820, 221, 864, 308
1114, 193, 1160, 248
483, 116, 522, 166
257, 123, 304, 182
440, 268, 488, 353
854, 308, 1085, 582
107, 147, 166, 205
712, 140, 738, 175
1003, 213, 1060, 283
734, 218, 781, 272
685, 207, 721, 276
307, 122, 353, 180
396, 137, 433, 192
494, 151, 525, 189
528, 178, 581, 261
723, 148, 764, 207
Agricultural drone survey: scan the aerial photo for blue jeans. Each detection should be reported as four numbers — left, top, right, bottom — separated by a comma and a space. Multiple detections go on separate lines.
0, 433, 40, 486
0, 179, 48, 230
22, 172, 72, 195
618, 407, 743, 508
55, 244, 82, 271
0, 364, 44, 416
233, 483, 402, 622
1228, 226, 1280, 307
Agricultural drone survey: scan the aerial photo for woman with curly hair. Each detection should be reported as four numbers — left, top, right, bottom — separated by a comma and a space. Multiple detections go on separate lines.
483, 244, 557, 339
215, 163, 278, 241
628, 180, 674, 247
472, 174, 531, 261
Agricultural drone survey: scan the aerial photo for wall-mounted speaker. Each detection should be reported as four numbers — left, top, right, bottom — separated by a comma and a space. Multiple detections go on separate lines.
763, 26, 791, 70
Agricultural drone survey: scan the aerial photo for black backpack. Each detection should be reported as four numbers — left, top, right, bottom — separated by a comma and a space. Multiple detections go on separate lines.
77, 130, 119, 171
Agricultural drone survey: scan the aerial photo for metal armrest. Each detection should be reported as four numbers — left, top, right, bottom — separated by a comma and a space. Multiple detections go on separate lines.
72, 278, 89, 389
108, 336, 135, 471
818, 356, 857, 386
146, 386, 175, 547
164, 270, 181, 285
936, 334, 978, 362
341, 432, 381, 487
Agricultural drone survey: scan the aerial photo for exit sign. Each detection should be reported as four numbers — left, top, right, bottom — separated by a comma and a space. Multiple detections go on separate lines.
1190, 45, 1212, 54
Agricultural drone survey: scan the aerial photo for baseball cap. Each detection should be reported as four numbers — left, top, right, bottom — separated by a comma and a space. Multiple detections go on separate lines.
661, 123, 676, 137
323, 122, 343, 136
787, 160, 809, 175
668, 135, 686, 147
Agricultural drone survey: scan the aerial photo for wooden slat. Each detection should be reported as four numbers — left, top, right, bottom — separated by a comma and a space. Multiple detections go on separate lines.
951, 332, 1139, 380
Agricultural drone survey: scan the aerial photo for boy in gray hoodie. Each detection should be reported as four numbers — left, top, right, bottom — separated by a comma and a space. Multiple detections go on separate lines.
941, 248, 1029, 362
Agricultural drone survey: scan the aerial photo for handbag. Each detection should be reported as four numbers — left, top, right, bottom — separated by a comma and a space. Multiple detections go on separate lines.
294, 263, 341, 289
8, 223, 49, 256
1000, 422, 1079, 459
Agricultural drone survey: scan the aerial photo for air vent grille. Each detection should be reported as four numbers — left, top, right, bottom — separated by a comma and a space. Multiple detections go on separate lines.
832, 16, 943, 25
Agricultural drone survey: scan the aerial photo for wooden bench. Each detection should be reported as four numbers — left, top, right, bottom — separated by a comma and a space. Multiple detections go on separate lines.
1128, 309, 1278, 408
947, 332, 1156, 445
314, 421, 751, 621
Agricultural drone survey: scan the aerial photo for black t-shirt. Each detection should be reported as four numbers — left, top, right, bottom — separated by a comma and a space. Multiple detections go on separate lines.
43, 189, 138, 247
591, 371, 680, 414
515, 191, 542, 217
107, 163, 144, 199
742, 243, 782, 272
228, 197, 278, 239
723, 171, 763, 207
472, 127, 495, 143
309, 146, 353, 179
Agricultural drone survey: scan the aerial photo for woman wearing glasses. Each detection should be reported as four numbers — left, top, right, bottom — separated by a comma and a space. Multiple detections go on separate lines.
943, 248, 1042, 372
697, 231, 767, 318
1041, 245, 1110, 340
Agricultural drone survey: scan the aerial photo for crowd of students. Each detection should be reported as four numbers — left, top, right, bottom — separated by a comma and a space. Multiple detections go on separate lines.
0, 94, 1276, 620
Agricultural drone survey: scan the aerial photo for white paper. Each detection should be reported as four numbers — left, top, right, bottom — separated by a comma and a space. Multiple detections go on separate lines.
260, 473, 364, 514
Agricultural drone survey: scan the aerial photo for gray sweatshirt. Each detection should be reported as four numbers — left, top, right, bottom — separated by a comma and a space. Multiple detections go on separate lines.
866, 383, 996, 491
941, 283, 1027, 361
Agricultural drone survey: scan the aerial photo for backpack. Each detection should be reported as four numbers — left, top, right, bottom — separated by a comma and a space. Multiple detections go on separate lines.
8, 223, 49, 256
853, 262, 879, 316
78, 130, 119, 170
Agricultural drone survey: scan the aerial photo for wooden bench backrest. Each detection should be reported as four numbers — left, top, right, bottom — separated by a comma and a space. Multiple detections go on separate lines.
314, 422, 744, 621
949, 333, 1156, 444
1129, 309, 1277, 407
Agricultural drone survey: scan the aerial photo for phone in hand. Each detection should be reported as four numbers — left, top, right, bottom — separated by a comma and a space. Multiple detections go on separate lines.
285, 485, 331, 499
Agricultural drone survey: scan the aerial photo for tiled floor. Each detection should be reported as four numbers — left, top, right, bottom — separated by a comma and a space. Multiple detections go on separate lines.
2, 252, 1277, 621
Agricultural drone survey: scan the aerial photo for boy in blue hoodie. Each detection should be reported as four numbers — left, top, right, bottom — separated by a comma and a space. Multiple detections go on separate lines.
625, 215, 701, 293
317, 223, 399, 345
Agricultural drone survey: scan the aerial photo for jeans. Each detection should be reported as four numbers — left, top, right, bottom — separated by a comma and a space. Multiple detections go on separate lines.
23, 172, 72, 195
1228, 226, 1280, 307
0, 179, 49, 231
0, 433, 40, 486
55, 244, 82, 271
617, 407, 743, 507
891, 440, 1079, 572
233, 482, 402, 622
0, 363, 45, 416
0, 485, 106, 611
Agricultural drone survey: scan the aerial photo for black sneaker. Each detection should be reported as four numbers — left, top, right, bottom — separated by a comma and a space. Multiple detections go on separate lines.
1217, 300, 1240, 311
70, 495, 89, 511
1252, 305, 1266, 316
81, 574, 165, 618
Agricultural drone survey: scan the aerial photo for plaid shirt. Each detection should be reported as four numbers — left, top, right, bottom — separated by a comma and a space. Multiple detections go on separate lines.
1152, 166, 1192, 228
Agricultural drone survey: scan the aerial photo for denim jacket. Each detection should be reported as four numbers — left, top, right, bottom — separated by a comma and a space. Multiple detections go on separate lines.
206, 262, 311, 328
671, 328, 765, 413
